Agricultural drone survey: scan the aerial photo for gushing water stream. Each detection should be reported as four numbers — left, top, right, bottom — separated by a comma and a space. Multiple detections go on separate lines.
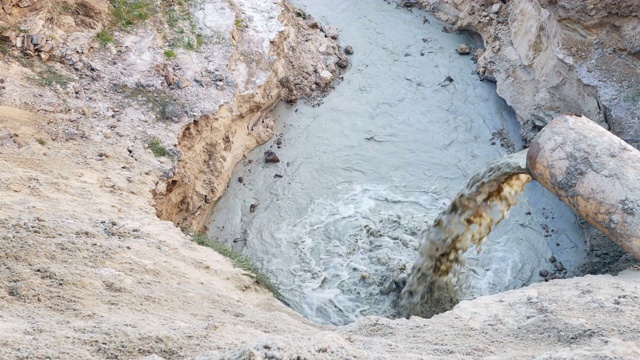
401, 150, 531, 318
207, 0, 588, 325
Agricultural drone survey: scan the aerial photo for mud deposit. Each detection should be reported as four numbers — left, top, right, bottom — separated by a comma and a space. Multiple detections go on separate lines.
208, 0, 587, 325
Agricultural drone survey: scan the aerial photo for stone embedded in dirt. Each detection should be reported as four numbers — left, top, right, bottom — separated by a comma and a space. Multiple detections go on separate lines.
165, 73, 175, 86
177, 78, 189, 89
539, 269, 549, 277
238, 176, 244, 183
554, 262, 565, 271
249, 204, 258, 213
422, 37, 429, 43
456, 43, 471, 55
306, 19, 319, 29
274, 174, 283, 178
490, 3, 502, 14
337, 58, 349, 68
442, 26, 454, 33
321, 25, 339, 39
344, 45, 354, 55
319, 70, 333, 83
264, 150, 280, 163
550, 255, 557, 263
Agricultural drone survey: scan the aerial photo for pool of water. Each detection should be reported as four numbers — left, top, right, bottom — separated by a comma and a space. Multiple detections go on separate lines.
207, 0, 588, 325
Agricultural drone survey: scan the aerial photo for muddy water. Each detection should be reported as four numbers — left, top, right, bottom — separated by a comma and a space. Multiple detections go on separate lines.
207, 1, 587, 325
401, 150, 531, 318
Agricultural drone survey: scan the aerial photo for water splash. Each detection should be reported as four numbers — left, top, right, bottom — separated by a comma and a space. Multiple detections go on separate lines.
401, 150, 531, 318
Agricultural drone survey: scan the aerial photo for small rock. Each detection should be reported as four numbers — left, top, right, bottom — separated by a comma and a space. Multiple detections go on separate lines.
321, 26, 339, 39
82, 106, 90, 116
319, 70, 333, 82
344, 45, 353, 55
404, 53, 411, 57
442, 26, 454, 33
456, 43, 471, 55
165, 73, 175, 86
490, 3, 502, 14
249, 204, 258, 213
337, 58, 349, 68
554, 262, 564, 271
177, 78, 189, 89
549, 255, 557, 263
274, 174, 283, 178
264, 150, 280, 163
539, 269, 549, 277
306, 19, 319, 29
237, 176, 244, 183
422, 37, 429, 43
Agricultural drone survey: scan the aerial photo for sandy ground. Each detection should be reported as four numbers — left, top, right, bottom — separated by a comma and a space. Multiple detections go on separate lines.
1, 0, 640, 359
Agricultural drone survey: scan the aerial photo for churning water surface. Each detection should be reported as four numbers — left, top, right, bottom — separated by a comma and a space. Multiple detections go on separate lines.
207, 0, 588, 325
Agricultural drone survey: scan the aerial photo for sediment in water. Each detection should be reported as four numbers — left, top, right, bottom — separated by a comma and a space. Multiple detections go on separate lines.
401, 150, 531, 318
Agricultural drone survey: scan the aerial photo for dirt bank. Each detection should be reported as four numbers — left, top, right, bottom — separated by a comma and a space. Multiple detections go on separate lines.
1, 0, 640, 358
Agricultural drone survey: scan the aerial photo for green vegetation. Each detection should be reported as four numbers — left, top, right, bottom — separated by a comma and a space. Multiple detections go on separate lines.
115, 83, 181, 122
34, 66, 72, 87
164, 49, 177, 59
148, 138, 170, 157
234, 18, 244, 29
36, 138, 47, 146
109, 0, 154, 28
191, 234, 282, 299
624, 82, 639, 104
95, 30, 114, 46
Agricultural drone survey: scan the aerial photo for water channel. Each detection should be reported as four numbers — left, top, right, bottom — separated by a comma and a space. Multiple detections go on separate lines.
207, 0, 588, 325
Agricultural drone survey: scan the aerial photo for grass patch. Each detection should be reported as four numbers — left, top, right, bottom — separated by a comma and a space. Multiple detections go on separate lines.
115, 83, 181, 121
109, 0, 154, 28
148, 138, 170, 157
192, 234, 282, 299
164, 49, 177, 59
0, 43, 9, 55
234, 18, 244, 29
34, 66, 72, 87
96, 30, 114, 46
36, 138, 47, 146
624, 82, 639, 105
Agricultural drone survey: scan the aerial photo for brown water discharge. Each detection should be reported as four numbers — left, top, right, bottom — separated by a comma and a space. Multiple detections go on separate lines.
401, 150, 531, 318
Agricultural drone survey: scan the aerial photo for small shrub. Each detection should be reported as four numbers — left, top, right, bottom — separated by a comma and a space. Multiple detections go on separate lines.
234, 18, 244, 29
34, 66, 72, 86
148, 138, 170, 157
96, 30, 114, 46
624, 82, 639, 104
36, 138, 47, 145
191, 234, 282, 299
164, 49, 176, 59
109, 0, 154, 28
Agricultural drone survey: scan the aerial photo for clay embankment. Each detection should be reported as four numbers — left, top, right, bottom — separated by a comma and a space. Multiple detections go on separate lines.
152, 1, 347, 232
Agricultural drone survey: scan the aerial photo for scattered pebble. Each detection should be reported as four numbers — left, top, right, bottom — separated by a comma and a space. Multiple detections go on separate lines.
344, 45, 353, 55
456, 43, 471, 55
264, 150, 280, 163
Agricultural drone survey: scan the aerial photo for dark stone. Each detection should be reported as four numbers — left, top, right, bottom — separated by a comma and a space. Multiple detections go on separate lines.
554, 262, 565, 271
549, 255, 557, 263
274, 174, 283, 178
337, 58, 349, 68
539, 269, 549, 277
264, 150, 280, 163
238, 176, 244, 183
344, 45, 354, 55
249, 204, 258, 213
